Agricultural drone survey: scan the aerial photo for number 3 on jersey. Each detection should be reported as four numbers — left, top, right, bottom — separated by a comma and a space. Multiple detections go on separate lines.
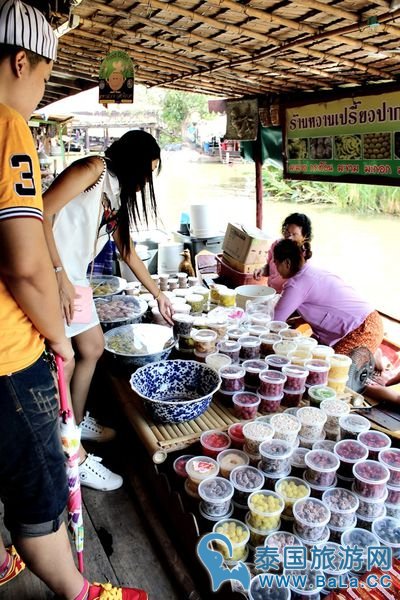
11, 154, 36, 196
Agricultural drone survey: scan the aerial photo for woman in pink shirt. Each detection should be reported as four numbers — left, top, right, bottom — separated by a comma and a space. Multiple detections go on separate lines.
273, 239, 383, 355
255, 213, 312, 292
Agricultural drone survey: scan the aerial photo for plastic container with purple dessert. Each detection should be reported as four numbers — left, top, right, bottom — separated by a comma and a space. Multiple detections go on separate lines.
334, 439, 369, 479
259, 370, 287, 397
340, 528, 380, 574
282, 387, 305, 408
198, 476, 234, 518
303, 470, 337, 500
217, 339, 241, 363
304, 358, 330, 387
232, 391, 260, 420
265, 354, 291, 371
242, 359, 269, 389
257, 391, 283, 414
372, 516, 400, 557
322, 487, 359, 528
353, 460, 390, 499
259, 438, 293, 475
339, 414, 370, 440
352, 483, 388, 518
259, 333, 282, 357
238, 335, 261, 362
293, 497, 331, 541
304, 449, 339, 487
229, 464, 265, 507
379, 447, 400, 486
357, 430, 391, 461
219, 364, 245, 392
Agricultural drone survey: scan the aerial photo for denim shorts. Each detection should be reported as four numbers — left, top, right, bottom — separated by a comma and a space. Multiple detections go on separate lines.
0, 354, 68, 537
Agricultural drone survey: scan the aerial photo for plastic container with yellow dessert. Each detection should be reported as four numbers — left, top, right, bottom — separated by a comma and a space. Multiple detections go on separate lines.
247, 490, 284, 532
329, 353, 352, 380
219, 288, 236, 308
212, 517, 250, 561
275, 476, 311, 517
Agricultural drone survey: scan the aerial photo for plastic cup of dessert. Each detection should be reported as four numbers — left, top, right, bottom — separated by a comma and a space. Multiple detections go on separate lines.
264, 530, 304, 562
249, 312, 272, 328
264, 354, 291, 371
303, 470, 337, 500
275, 476, 311, 517
271, 413, 301, 445
339, 414, 371, 440
312, 345, 335, 361
379, 448, 400, 486
249, 575, 290, 600
229, 465, 265, 507
292, 497, 331, 541
385, 502, 400, 520
238, 335, 261, 362
329, 353, 352, 380
340, 528, 380, 573
272, 340, 298, 358
232, 391, 260, 420
200, 430, 231, 458
242, 421, 274, 454
356, 506, 386, 532
245, 512, 278, 548
205, 352, 232, 371
352, 484, 388, 519
322, 487, 359, 528
259, 370, 287, 397
247, 490, 284, 531
297, 406, 327, 440
282, 365, 309, 391
173, 454, 195, 478
242, 359, 269, 389
191, 328, 217, 354
269, 321, 289, 334
228, 423, 245, 449
259, 333, 282, 357
257, 390, 283, 415
217, 449, 249, 478
312, 439, 336, 452
295, 337, 318, 353
280, 329, 302, 340
334, 439, 369, 478
304, 449, 339, 487
218, 289, 236, 308
328, 517, 357, 543
185, 455, 219, 492
320, 398, 351, 430
290, 447, 309, 477
357, 430, 391, 461
353, 459, 390, 499
327, 378, 348, 393
217, 339, 241, 363
282, 387, 305, 408
219, 364, 246, 393
259, 438, 294, 476
299, 430, 326, 450
304, 358, 330, 387
212, 517, 250, 561
198, 476, 234, 518
292, 525, 330, 557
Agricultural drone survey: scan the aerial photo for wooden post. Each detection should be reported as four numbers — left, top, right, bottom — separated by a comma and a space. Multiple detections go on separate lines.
255, 130, 263, 229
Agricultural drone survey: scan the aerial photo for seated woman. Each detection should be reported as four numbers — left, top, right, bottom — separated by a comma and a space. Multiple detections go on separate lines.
272, 239, 384, 356
254, 213, 312, 293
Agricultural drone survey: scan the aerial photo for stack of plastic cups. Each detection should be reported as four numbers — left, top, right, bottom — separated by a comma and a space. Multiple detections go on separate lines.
185, 456, 219, 499
242, 359, 269, 390
304, 359, 330, 394
328, 354, 352, 393
192, 328, 217, 362
282, 365, 309, 408
217, 339, 241, 364
372, 516, 400, 558
242, 421, 274, 465
264, 354, 291, 371
379, 448, 400, 519
172, 313, 195, 355
229, 465, 264, 511
246, 490, 284, 549
275, 476, 311, 529
212, 517, 250, 563
259, 333, 281, 358
322, 488, 358, 542
297, 406, 327, 449
238, 336, 261, 362
292, 497, 331, 553
218, 364, 245, 405
321, 398, 351, 442
334, 438, 369, 489
340, 528, 380, 576
303, 449, 339, 499
352, 460, 390, 530
258, 439, 293, 480
258, 370, 286, 415
198, 476, 234, 523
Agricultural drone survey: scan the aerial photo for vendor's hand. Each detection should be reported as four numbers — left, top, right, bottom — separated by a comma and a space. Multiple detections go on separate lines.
48, 336, 75, 365
58, 272, 76, 325
253, 267, 263, 280
157, 292, 174, 325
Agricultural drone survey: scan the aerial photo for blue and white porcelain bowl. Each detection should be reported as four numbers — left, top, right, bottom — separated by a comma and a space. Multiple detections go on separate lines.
130, 360, 221, 423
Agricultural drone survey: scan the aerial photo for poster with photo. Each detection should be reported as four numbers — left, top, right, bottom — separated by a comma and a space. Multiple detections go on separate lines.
99, 50, 134, 105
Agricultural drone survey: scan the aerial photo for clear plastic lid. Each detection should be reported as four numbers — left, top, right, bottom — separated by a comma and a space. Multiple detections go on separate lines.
198, 476, 234, 503
260, 370, 287, 384
191, 328, 217, 342
205, 353, 232, 370
217, 449, 249, 472
265, 354, 291, 369
257, 390, 284, 402
322, 487, 359, 513
260, 332, 282, 344
272, 340, 298, 356
379, 447, 400, 471
357, 505, 386, 523
275, 476, 311, 501
264, 530, 303, 558
334, 439, 369, 463
353, 460, 390, 484
269, 321, 289, 333
321, 398, 350, 417
341, 527, 380, 553
226, 327, 247, 341
312, 344, 335, 360
233, 391, 260, 406
372, 516, 400, 548
259, 439, 293, 460
303, 470, 337, 492
219, 365, 246, 379
352, 483, 388, 504
200, 430, 231, 451
243, 421, 274, 442
282, 365, 310, 379
229, 465, 264, 492
328, 515, 357, 534
293, 526, 330, 550
297, 406, 327, 426
304, 358, 330, 372
291, 447, 309, 469
172, 313, 194, 324
238, 335, 261, 348
242, 359, 269, 373
212, 517, 250, 547
339, 414, 371, 434
305, 449, 339, 473
185, 456, 219, 479
312, 440, 336, 452
293, 497, 331, 527
280, 329, 302, 340
271, 413, 301, 434
358, 430, 391, 452
330, 353, 352, 367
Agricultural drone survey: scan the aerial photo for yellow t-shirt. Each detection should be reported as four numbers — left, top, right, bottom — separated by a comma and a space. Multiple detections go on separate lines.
0, 104, 44, 375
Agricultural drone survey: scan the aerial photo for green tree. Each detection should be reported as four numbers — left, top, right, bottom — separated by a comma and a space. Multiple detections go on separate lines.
161, 90, 210, 141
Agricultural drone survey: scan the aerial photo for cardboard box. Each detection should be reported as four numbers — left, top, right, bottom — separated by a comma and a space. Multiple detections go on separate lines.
222, 252, 265, 274
222, 223, 271, 265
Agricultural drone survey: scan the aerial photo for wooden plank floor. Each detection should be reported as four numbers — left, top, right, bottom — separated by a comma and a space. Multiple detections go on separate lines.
0, 466, 180, 599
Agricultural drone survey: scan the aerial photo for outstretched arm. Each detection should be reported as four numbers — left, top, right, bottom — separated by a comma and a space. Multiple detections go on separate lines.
113, 229, 173, 325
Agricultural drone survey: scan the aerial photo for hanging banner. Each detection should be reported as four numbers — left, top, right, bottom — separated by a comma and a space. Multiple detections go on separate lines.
225, 99, 258, 141
99, 50, 134, 105
283, 88, 400, 186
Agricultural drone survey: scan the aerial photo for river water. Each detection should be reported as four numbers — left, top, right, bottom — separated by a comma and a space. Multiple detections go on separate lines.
155, 150, 400, 320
